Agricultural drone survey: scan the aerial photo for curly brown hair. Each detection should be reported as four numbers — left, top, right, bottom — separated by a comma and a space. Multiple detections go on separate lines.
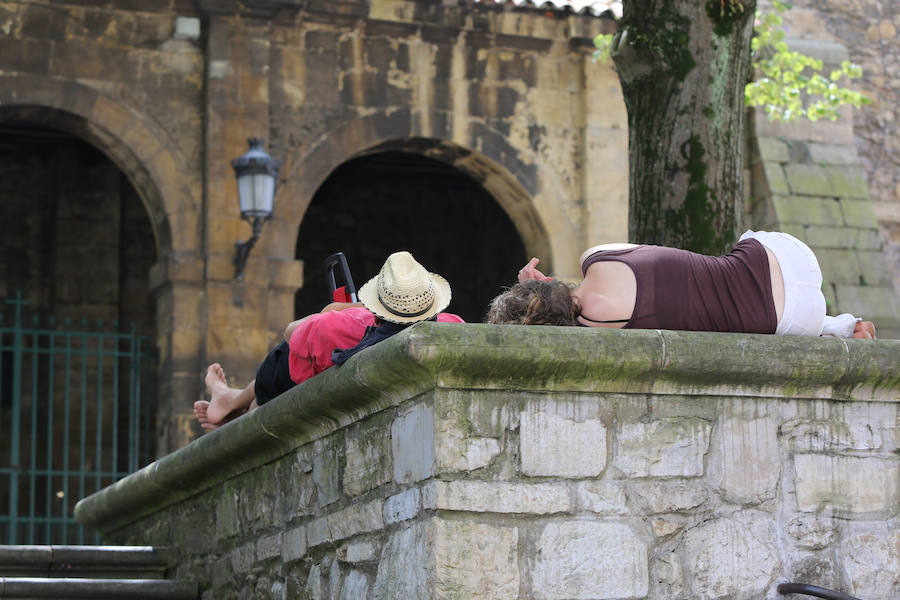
485, 279, 579, 326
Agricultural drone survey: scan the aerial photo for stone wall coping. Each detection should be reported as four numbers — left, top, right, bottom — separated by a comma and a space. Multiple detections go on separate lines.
74, 323, 899, 533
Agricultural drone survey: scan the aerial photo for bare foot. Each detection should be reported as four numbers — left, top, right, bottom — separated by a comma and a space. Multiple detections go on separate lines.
193, 400, 220, 431
852, 320, 876, 339
193, 400, 245, 430
202, 363, 250, 427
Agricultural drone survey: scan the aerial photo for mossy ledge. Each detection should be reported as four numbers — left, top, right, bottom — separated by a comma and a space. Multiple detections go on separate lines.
75, 323, 899, 534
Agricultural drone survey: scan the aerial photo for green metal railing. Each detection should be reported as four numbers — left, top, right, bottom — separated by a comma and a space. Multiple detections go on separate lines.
0, 292, 156, 544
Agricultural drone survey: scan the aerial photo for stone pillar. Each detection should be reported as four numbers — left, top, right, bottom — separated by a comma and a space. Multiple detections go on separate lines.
201, 13, 302, 393
149, 254, 205, 455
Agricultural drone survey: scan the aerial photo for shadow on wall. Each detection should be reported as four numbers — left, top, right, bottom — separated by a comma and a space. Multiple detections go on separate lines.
295, 152, 528, 323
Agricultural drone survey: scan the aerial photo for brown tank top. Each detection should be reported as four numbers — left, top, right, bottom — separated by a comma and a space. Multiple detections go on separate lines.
580, 239, 777, 333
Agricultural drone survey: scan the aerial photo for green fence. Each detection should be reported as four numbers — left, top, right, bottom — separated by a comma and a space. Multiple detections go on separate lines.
0, 293, 156, 544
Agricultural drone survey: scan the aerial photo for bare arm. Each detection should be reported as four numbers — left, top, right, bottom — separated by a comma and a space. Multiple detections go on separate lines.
283, 302, 366, 341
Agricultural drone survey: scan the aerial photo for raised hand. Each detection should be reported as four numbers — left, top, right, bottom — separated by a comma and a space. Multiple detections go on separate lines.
518, 257, 552, 283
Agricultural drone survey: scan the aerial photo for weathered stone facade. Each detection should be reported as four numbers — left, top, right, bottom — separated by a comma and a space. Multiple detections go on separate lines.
75, 325, 900, 599
0, 0, 623, 453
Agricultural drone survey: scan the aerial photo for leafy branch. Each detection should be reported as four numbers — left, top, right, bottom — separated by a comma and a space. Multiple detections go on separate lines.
744, 1, 869, 121
592, 1, 871, 122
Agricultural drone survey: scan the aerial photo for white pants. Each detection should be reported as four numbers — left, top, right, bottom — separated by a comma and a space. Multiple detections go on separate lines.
739, 230, 827, 336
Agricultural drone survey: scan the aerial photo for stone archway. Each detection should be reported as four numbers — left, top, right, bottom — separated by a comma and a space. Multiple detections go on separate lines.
0, 118, 160, 543
281, 115, 554, 277
294, 149, 529, 323
0, 75, 206, 453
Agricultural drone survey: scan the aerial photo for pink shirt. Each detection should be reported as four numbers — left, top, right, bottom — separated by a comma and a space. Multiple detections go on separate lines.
288, 308, 464, 384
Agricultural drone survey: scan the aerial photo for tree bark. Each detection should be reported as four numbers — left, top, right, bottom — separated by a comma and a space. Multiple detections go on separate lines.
612, 0, 756, 254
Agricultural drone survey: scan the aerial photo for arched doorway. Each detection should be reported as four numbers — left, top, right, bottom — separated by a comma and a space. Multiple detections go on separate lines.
295, 151, 528, 323
0, 121, 157, 544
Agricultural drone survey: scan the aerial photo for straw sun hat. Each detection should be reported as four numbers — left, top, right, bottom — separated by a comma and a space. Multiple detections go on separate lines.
358, 252, 452, 323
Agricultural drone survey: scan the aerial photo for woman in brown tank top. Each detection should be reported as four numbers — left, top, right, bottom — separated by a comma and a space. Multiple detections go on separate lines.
486, 239, 876, 338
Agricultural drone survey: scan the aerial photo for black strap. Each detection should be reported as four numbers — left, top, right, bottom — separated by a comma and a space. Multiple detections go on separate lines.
578, 314, 630, 324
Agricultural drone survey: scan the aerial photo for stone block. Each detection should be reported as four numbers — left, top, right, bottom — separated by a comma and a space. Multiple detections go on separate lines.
772, 195, 844, 226
422, 480, 569, 515
752, 105, 854, 145
174, 16, 201, 41
839, 199, 880, 228
313, 436, 343, 507
794, 454, 897, 514
433, 394, 504, 473
392, 403, 435, 484
784, 164, 834, 196
839, 523, 900, 600
214, 490, 239, 540
383, 488, 420, 524
808, 143, 862, 166
681, 512, 779, 599
268, 258, 304, 292
779, 222, 808, 242
828, 167, 870, 199
229, 541, 255, 574
373, 519, 519, 599
755, 137, 790, 163
433, 519, 519, 598
372, 522, 429, 599
786, 514, 836, 550
327, 499, 384, 544
533, 521, 648, 599
630, 481, 708, 513
855, 250, 893, 286
614, 418, 711, 478
20, 4, 67, 41
306, 517, 329, 549
785, 405, 895, 453
833, 284, 900, 322
805, 226, 882, 250
574, 480, 628, 515
714, 411, 779, 504
0, 37, 51, 74
520, 410, 607, 478
340, 570, 370, 600
762, 161, 790, 195
344, 415, 392, 497
282, 525, 307, 562
341, 539, 379, 564
256, 533, 282, 563
815, 249, 863, 285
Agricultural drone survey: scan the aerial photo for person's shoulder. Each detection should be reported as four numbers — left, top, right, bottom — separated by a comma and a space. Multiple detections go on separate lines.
311, 307, 375, 326
436, 313, 465, 323
579, 243, 641, 266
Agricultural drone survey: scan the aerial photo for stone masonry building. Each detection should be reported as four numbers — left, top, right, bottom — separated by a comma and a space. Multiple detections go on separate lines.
0, 0, 896, 464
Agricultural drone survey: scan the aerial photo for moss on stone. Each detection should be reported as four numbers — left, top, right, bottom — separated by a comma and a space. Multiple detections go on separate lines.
75, 323, 900, 536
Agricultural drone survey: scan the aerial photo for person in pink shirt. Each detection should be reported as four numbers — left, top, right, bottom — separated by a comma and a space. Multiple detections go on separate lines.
194, 252, 463, 430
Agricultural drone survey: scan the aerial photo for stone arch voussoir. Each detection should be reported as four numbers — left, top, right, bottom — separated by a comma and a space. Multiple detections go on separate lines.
0, 74, 200, 258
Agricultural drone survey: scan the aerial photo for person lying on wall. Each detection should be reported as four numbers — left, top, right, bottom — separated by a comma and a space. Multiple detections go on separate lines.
194, 251, 464, 431
486, 230, 877, 340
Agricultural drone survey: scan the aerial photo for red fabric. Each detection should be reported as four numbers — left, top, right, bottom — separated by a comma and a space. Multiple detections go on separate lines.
288, 308, 464, 384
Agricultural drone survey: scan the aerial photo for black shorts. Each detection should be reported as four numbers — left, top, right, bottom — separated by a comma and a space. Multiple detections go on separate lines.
253, 341, 297, 405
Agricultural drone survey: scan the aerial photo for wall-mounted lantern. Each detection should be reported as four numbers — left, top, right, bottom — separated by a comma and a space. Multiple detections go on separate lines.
231, 138, 281, 279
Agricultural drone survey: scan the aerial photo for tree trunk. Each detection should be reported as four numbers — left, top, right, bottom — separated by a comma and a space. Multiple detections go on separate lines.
612, 0, 756, 254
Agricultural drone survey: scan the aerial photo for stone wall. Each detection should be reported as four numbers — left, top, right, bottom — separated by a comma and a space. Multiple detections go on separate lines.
0, 0, 626, 452
75, 325, 900, 599
747, 33, 900, 338
757, 0, 900, 310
